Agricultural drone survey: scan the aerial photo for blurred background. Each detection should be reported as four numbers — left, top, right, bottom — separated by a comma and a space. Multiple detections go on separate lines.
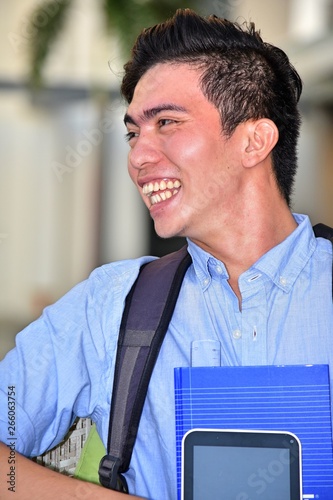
1, 0, 333, 358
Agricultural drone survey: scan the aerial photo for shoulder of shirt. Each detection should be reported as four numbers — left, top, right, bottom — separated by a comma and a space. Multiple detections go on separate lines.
45, 256, 159, 309
88, 255, 158, 286
43, 255, 160, 329
314, 234, 333, 258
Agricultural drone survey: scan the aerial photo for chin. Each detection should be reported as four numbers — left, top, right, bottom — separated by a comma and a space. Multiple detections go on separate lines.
153, 221, 186, 240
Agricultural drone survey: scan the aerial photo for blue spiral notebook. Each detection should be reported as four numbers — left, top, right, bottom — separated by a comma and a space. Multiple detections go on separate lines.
174, 364, 333, 500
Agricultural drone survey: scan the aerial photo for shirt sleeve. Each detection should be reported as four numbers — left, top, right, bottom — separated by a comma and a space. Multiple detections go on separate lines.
0, 264, 124, 457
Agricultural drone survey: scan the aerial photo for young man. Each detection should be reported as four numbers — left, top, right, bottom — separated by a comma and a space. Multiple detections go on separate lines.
0, 8, 332, 499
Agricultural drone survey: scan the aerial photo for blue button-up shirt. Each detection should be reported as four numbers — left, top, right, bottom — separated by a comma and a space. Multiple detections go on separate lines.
0, 214, 332, 499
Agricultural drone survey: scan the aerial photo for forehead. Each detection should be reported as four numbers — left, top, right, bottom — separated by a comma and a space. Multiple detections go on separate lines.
128, 63, 206, 112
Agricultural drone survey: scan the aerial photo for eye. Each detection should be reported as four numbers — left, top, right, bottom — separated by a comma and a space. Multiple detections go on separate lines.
124, 131, 138, 142
158, 118, 177, 127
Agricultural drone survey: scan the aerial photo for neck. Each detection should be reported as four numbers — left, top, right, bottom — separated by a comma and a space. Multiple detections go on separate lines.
191, 200, 297, 303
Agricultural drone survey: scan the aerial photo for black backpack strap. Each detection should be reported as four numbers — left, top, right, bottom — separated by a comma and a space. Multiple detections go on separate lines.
313, 223, 333, 243
313, 223, 333, 297
99, 245, 192, 491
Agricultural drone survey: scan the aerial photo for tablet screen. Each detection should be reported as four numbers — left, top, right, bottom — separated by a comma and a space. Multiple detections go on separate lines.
182, 429, 302, 500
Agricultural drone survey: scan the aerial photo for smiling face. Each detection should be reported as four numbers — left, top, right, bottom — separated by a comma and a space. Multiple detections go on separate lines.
125, 62, 248, 246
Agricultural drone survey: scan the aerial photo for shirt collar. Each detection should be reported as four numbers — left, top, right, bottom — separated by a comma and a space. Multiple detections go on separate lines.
250, 213, 316, 292
187, 240, 227, 290
186, 214, 317, 293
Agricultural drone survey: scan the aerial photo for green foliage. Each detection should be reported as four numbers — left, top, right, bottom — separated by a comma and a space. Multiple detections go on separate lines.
28, 0, 198, 86
102, 0, 196, 58
28, 0, 72, 86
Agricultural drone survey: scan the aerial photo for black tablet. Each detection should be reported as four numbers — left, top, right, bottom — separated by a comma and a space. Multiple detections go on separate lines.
182, 428, 302, 500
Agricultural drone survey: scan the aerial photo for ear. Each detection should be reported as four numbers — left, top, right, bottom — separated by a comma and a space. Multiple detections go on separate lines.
242, 119, 279, 168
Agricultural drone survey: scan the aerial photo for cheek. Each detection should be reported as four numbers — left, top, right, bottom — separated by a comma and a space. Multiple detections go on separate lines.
174, 133, 223, 186
168, 133, 213, 174
127, 158, 137, 185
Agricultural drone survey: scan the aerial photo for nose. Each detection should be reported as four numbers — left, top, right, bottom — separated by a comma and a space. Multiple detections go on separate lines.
128, 131, 162, 171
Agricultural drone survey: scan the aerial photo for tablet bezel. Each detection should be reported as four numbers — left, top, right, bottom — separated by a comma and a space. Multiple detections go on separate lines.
181, 428, 302, 500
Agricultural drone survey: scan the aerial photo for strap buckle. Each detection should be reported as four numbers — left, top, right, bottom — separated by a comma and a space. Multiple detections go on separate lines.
99, 454, 126, 491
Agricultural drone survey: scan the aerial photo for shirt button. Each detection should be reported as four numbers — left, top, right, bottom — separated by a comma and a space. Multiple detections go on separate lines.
232, 329, 242, 340
203, 278, 210, 287
279, 276, 287, 286
216, 265, 223, 274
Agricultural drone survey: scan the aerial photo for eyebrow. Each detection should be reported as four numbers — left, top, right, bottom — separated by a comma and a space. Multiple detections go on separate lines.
123, 104, 187, 126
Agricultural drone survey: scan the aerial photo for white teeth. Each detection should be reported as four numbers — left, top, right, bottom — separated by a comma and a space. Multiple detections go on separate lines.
151, 190, 174, 205
142, 179, 181, 205
151, 193, 161, 204
143, 183, 152, 195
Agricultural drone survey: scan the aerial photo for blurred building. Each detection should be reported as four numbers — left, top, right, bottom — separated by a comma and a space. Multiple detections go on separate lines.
0, 0, 333, 357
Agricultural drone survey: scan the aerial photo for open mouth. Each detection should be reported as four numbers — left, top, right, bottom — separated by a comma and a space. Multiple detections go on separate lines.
142, 179, 181, 205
